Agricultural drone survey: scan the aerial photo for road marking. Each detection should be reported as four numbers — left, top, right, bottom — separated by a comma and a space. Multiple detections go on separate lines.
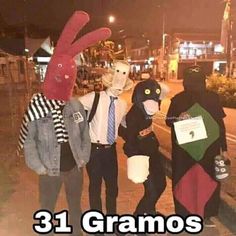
153, 122, 236, 144
226, 133, 236, 139
153, 123, 171, 134
226, 136, 236, 143
158, 111, 167, 116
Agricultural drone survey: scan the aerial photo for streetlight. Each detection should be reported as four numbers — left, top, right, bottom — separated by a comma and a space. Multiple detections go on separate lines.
108, 15, 115, 24
157, 2, 168, 80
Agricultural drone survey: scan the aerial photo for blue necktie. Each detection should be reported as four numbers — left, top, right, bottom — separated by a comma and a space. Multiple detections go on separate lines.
107, 96, 117, 145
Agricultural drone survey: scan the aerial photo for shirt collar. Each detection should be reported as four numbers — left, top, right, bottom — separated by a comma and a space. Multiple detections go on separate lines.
105, 89, 118, 99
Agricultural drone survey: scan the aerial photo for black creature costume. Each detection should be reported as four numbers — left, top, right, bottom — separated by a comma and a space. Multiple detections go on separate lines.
166, 66, 227, 219
120, 79, 167, 215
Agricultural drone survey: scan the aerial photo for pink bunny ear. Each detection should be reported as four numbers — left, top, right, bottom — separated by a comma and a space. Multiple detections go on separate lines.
54, 11, 90, 55
68, 27, 112, 58
43, 11, 111, 101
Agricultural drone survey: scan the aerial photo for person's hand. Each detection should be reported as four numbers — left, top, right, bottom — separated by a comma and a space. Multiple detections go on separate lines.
178, 112, 191, 121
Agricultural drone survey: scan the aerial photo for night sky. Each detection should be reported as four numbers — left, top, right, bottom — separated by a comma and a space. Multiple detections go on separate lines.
0, 0, 235, 43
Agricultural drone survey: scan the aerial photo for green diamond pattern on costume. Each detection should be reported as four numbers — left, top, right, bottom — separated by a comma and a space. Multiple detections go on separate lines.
178, 103, 220, 161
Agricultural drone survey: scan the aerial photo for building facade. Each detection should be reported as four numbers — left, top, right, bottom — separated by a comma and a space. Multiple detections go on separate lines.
167, 32, 236, 79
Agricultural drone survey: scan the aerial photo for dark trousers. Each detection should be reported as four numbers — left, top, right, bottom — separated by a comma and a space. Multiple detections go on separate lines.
86, 144, 118, 214
39, 167, 83, 236
134, 153, 167, 215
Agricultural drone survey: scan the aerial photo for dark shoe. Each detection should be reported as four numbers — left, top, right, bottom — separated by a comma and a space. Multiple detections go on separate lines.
204, 218, 216, 228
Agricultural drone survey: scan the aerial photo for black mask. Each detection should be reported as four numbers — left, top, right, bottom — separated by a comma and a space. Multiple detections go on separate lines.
132, 79, 161, 118
183, 66, 206, 92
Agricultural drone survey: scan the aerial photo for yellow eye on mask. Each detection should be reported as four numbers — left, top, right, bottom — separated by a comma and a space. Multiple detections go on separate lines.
156, 88, 161, 94
145, 89, 151, 95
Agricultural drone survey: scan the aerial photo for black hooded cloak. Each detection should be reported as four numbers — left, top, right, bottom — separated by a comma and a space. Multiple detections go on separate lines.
166, 66, 227, 218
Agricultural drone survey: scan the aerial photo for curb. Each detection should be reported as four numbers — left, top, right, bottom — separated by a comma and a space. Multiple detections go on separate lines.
159, 147, 236, 232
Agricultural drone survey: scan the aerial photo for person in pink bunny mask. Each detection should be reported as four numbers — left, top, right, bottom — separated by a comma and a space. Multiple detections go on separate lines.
18, 11, 111, 236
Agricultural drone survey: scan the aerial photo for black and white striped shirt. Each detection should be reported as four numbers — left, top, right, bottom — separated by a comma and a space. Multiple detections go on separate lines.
18, 93, 68, 151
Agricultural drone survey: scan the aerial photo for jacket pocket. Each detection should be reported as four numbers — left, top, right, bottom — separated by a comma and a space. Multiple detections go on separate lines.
37, 117, 54, 142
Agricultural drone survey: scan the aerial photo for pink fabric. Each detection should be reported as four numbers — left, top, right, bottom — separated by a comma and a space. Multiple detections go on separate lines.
174, 164, 218, 217
43, 11, 111, 101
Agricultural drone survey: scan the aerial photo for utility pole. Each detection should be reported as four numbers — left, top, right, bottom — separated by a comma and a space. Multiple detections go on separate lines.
226, 0, 233, 78
23, 0, 31, 97
162, 7, 166, 55
159, 2, 167, 80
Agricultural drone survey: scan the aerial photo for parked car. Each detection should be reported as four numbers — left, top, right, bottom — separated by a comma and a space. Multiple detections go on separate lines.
141, 72, 151, 80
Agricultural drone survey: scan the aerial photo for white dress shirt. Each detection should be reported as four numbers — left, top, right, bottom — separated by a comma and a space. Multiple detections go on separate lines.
79, 90, 127, 144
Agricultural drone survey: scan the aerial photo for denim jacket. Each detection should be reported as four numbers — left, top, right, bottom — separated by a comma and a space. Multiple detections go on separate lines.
23, 98, 91, 176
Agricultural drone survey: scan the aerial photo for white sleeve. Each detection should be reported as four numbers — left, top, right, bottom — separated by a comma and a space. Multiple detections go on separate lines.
79, 92, 95, 111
